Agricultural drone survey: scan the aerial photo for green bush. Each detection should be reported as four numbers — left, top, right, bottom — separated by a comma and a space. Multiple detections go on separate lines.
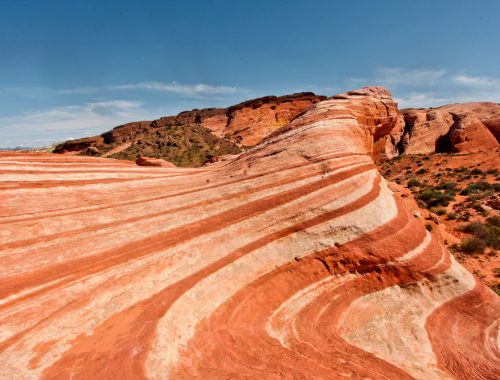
487, 215, 500, 227
460, 181, 496, 195
417, 186, 455, 208
460, 237, 486, 254
407, 178, 421, 188
437, 181, 458, 192
462, 221, 500, 250
433, 207, 447, 216
416, 168, 428, 175
491, 285, 500, 296
447, 212, 458, 220
425, 223, 433, 232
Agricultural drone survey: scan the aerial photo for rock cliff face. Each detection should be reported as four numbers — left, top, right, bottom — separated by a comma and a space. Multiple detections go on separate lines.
54, 92, 325, 165
2, 87, 498, 379
387, 102, 500, 156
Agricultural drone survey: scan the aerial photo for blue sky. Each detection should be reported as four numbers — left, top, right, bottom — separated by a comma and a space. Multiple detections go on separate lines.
1, 0, 500, 147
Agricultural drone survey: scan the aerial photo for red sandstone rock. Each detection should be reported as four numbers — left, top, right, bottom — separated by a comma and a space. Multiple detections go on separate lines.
53, 93, 325, 159
52, 135, 104, 153
393, 102, 500, 155
135, 156, 176, 167
0, 87, 498, 379
399, 108, 454, 154
449, 115, 498, 153
441, 102, 500, 141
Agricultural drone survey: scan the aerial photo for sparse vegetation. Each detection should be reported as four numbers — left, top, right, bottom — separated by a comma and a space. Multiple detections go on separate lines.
377, 152, 499, 286
460, 181, 498, 196
460, 237, 486, 254
111, 123, 241, 167
491, 284, 500, 296
432, 207, 447, 216
447, 212, 458, 220
416, 186, 456, 209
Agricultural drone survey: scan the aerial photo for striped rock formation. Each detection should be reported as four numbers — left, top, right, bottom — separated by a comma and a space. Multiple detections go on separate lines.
0, 87, 498, 379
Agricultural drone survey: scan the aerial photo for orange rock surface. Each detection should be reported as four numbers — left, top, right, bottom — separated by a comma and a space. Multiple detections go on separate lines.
396, 102, 500, 155
135, 156, 176, 167
0, 87, 498, 379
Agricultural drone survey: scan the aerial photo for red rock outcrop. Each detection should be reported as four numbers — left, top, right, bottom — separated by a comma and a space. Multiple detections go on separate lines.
135, 156, 176, 167
398, 108, 455, 154
442, 102, 500, 141
391, 102, 500, 156
1, 87, 498, 379
53, 135, 105, 154
449, 115, 499, 153
53, 92, 325, 161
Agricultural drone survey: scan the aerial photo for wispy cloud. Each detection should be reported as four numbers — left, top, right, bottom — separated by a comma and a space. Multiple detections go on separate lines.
0, 80, 246, 147
374, 68, 448, 86
347, 67, 500, 108
111, 82, 243, 97
394, 93, 451, 109
0, 100, 153, 148
0, 81, 244, 99
451, 74, 500, 88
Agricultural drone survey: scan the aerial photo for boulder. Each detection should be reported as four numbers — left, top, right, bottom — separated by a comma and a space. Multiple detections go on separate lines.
135, 156, 176, 167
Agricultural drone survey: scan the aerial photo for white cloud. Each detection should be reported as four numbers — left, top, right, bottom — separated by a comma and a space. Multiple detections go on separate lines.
374, 68, 447, 86
346, 67, 500, 108
111, 81, 242, 97
451, 74, 500, 88
0, 81, 244, 99
394, 92, 451, 108
56, 87, 98, 95
0, 100, 153, 148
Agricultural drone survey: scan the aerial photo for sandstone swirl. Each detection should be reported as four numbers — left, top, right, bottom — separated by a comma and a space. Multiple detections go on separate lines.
0, 87, 498, 379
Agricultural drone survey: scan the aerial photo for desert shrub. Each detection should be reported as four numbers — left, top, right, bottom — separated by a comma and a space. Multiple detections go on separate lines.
487, 215, 500, 227
463, 222, 489, 235
471, 168, 483, 175
416, 168, 428, 175
417, 186, 455, 208
407, 178, 421, 188
460, 237, 486, 254
491, 285, 500, 296
462, 221, 500, 250
447, 212, 458, 220
437, 181, 458, 192
425, 223, 433, 231
486, 168, 499, 175
460, 181, 496, 195
432, 207, 447, 216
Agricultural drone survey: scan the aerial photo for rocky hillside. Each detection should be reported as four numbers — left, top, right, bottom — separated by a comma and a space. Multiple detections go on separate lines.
2, 87, 498, 378
378, 148, 500, 290
53, 92, 325, 166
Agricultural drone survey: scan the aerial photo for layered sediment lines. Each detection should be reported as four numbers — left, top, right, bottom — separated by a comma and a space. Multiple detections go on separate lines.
0, 87, 498, 379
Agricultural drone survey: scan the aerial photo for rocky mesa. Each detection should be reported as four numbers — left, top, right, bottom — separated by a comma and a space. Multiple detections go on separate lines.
53, 92, 325, 166
1, 87, 498, 379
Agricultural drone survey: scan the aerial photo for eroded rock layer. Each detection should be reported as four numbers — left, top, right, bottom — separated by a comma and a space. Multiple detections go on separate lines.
1, 87, 498, 379
393, 102, 500, 155
53, 92, 325, 165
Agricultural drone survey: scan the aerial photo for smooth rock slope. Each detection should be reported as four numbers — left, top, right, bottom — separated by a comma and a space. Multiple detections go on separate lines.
0, 87, 498, 379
